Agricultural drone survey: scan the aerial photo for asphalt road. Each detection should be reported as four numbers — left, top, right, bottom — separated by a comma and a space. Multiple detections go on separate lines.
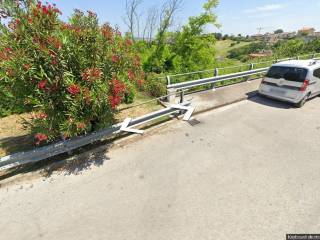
1, 96, 320, 240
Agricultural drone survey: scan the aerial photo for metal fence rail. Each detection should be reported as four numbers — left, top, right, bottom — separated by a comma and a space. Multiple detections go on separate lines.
2, 53, 320, 171
164, 52, 320, 85
0, 102, 190, 171
167, 67, 269, 90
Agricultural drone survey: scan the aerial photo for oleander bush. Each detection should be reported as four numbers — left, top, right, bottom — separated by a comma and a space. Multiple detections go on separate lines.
0, 1, 144, 145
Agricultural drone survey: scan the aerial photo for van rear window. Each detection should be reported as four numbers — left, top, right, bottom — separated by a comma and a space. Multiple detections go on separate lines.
266, 66, 308, 82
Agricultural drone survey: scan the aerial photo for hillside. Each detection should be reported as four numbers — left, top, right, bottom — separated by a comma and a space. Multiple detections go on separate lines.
215, 40, 252, 58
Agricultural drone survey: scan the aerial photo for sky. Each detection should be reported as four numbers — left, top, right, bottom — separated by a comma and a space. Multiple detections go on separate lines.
50, 0, 320, 35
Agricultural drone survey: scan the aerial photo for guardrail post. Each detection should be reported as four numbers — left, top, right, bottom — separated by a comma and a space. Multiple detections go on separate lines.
246, 63, 254, 82
166, 76, 171, 86
296, 56, 300, 60
312, 53, 316, 59
210, 68, 218, 89
179, 91, 184, 103
167, 89, 176, 103
166, 75, 176, 103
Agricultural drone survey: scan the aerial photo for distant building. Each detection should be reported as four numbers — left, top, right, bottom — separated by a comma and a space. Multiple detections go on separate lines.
278, 32, 296, 39
298, 27, 315, 36
250, 28, 319, 43
251, 34, 263, 40
259, 32, 296, 44
263, 33, 278, 44
311, 32, 320, 38
249, 50, 273, 59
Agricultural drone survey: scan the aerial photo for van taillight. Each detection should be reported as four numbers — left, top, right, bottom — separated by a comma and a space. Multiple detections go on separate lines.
300, 79, 310, 92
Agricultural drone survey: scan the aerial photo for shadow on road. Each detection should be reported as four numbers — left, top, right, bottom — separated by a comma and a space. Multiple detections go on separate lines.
60, 144, 111, 176
247, 91, 293, 109
0, 142, 112, 182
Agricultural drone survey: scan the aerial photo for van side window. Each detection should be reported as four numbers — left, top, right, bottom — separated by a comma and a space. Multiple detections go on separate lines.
313, 68, 320, 79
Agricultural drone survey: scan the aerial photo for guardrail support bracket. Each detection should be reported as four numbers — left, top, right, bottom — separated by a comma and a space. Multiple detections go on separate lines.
171, 104, 195, 121
120, 118, 144, 135
167, 89, 177, 103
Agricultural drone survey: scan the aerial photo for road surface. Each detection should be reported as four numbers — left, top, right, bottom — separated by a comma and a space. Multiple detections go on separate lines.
1, 96, 320, 240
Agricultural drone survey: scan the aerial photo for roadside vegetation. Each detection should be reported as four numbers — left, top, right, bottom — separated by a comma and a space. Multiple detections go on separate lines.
227, 38, 320, 62
215, 39, 253, 59
0, 0, 320, 156
0, 0, 145, 148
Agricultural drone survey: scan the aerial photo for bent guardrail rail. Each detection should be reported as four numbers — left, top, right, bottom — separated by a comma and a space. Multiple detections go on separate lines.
0, 102, 190, 171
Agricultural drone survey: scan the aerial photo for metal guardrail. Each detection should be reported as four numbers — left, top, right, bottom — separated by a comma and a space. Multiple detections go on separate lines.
167, 67, 269, 90
2, 54, 320, 171
164, 52, 320, 85
0, 102, 190, 171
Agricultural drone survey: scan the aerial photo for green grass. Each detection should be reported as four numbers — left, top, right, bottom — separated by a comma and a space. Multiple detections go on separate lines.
215, 40, 252, 58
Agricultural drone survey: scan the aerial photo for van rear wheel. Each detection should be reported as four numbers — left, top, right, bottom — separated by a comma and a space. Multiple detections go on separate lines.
295, 93, 310, 108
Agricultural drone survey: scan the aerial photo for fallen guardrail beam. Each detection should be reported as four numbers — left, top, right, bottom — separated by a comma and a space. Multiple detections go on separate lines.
0, 102, 191, 171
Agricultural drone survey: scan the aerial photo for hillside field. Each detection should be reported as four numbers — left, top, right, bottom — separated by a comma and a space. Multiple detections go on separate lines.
215, 40, 252, 58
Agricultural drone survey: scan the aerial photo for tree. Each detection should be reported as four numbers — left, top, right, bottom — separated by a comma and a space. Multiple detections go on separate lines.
169, 0, 220, 72
156, 0, 183, 48
142, 6, 158, 43
222, 34, 229, 40
123, 0, 142, 41
213, 32, 222, 40
273, 39, 305, 57
228, 42, 268, 61
143, 0, 183, 73
274, 29, 284, 34
0, 1, 144, 143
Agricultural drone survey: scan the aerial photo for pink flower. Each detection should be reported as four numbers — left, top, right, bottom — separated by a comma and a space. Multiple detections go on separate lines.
36, 113, 48, 120
112, 55, 120, 63
109, 95, 122, 109
125, 39, 133, 47
87, 10, 96, 17
137, 79, 144, 86
67, 84, 81, 96
35, 133, 48, 145
37, 80, 47, 90
23, 64, 31, 70
76, 122, 86, 130
128, 70, 135, 81
51, 58, 57, 66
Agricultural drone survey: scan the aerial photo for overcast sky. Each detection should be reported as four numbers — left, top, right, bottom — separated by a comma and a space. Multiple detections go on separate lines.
51, 0, 320, 35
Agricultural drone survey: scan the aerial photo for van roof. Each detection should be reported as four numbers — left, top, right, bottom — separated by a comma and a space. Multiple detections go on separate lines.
273, 60, 320, 70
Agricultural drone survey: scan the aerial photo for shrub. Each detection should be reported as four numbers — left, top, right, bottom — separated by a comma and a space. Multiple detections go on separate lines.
0, 1, 144, 144
227, 42, 268, 61
144, 73, 167, 97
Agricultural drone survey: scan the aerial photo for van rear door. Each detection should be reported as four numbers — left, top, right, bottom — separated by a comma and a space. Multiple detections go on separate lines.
264, 66, 308, 96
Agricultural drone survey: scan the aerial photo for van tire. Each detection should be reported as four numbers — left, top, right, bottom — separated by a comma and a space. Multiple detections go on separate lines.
295, 93, 310, 108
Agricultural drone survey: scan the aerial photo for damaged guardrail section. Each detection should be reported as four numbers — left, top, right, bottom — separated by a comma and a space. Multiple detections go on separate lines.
2, 55, 320, 171
0, 102, 191, 171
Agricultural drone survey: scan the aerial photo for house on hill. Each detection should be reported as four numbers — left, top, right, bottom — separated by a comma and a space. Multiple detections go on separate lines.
298, 27, 315, 36
249, 50, 273, 59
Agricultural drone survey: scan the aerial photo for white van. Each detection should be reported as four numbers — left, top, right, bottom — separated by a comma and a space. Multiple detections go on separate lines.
259, 60, 320, 107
